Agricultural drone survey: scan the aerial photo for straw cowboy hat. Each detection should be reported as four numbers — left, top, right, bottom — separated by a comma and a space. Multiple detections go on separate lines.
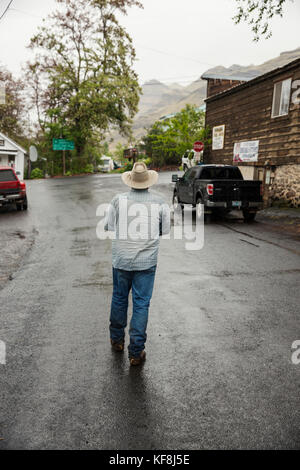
122, 162, 158, 189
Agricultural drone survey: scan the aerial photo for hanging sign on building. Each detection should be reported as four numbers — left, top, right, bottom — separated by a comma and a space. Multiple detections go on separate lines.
233, 140, 259, 162
212, 125, 225, 150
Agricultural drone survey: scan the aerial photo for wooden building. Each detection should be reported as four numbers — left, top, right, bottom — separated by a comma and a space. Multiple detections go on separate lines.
201, 70, 257, 98
203, 58, 300, 207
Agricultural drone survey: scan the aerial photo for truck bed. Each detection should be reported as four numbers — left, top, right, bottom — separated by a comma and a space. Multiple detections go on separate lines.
198, 179, 261, 203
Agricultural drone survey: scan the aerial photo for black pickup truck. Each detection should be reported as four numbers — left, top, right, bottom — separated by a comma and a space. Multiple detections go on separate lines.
172, 165, 263, 221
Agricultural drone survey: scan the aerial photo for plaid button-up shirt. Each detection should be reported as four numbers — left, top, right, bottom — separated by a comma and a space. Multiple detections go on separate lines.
104, 189, 170, 271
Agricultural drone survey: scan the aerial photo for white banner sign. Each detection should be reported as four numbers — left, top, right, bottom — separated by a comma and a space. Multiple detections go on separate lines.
212, 125, 225, 150
233, 140, 259, 162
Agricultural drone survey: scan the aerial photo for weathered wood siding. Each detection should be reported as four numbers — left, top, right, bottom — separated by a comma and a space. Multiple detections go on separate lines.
204, 63, 300, 167
207, 79, 245, 98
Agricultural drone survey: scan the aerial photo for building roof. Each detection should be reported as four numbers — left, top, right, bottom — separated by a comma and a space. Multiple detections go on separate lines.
201, 71, 256, 82
0, 131, 27, 154
205, 57, 300, 103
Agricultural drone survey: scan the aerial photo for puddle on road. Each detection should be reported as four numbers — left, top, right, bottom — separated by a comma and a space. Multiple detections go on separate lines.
77, 193, 93, 201
69, 239, 91, 257
71, 226, 94, 233
9, 231, 26, 239
211, 268, 300, 279
72, 278, 113, 289
72, 259, 112, 289
0, 230, 36, 291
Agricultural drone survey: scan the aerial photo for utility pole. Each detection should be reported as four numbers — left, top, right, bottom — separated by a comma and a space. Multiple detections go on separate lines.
60, 128, 66, 176
63, 150, 66, 176
28, 158, 31, 179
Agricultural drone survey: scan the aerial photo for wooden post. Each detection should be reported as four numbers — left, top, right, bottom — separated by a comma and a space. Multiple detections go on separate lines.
63, 150, 66, 176
28, 158, 31, 179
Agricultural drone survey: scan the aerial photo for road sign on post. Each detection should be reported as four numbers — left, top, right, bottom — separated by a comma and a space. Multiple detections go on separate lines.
193, 141, 204, 153
53, 139, 75, 176
53, 139, 75, 151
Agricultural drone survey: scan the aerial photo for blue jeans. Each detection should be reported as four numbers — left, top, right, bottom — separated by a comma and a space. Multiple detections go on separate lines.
110, 266, 157, 358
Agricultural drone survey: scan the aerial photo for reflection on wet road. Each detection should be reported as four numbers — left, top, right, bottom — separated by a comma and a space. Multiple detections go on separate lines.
0, 173, 300, 449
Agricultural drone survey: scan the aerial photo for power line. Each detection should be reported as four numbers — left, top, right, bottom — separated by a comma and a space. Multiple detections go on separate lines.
142, 76, 199, 83
0, 3, 213, 86
0, 3, 216, 69
9, 7, 43, 19
142, 78, 204, 86
136, 43, 216, 67
144, 73, 202, 81
0, 0, 13, 22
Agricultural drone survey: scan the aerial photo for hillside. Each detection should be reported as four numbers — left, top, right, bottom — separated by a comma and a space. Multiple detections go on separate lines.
202, 47, 300, 80
113, 47, 300, 145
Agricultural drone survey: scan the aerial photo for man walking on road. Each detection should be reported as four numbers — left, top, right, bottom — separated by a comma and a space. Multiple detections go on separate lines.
104, 162, 170, 366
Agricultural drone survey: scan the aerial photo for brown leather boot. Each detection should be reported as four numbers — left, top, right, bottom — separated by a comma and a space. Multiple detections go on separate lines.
129, 350, 146, 366
110, 339, 125, 352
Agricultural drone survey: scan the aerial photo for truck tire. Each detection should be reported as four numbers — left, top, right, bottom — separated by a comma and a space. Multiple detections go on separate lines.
196, 196, 213, 223
196, 197, 204, 220
23, 196, 28, 211
173, 192, 183, 211
243, 209, 256, 222
17, 196, 28, 211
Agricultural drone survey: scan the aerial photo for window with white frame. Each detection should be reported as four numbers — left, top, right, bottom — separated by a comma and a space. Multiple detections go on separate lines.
271, 78, 292, 117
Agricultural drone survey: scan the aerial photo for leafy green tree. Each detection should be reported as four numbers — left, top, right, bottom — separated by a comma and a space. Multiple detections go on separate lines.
233, 0, 289, 41
0, 68, 25, 140
113, 142, 126, 162
26, 0, 142, 172
142, 105, 210, 167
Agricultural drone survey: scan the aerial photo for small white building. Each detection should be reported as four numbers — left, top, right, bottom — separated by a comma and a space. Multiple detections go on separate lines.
0, 131, 27, 180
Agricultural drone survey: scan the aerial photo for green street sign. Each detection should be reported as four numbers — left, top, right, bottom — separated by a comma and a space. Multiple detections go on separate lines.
53, 139, 75, 151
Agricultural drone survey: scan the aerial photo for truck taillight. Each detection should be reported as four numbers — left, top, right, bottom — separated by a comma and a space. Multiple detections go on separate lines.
206, 184, 214, 196
18, 181, 26, 193
260, 184, 263, 196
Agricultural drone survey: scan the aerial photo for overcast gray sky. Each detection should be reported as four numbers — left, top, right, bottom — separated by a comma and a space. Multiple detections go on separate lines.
0, 0, 299, 85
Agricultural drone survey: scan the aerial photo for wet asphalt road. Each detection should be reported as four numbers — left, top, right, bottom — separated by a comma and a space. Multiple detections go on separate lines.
0, 173, 300, 450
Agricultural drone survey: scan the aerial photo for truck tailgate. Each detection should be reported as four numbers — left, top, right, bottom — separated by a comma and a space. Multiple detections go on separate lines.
211, 180, 262, 203
0, 170, 20, 197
